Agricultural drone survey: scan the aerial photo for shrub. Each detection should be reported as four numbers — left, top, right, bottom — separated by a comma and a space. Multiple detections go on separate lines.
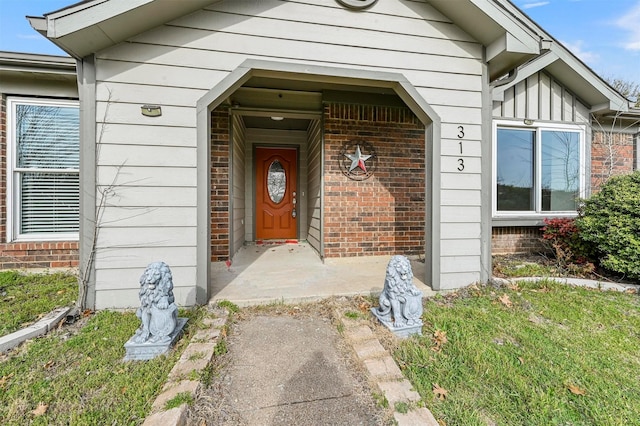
575, 172, 640, 279
540, 217, 594, 267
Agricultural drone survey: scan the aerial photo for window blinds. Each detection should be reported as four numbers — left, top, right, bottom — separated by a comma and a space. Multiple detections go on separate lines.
15, 103, 80, 235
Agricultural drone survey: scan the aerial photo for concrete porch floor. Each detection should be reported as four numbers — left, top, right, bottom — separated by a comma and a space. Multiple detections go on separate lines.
209, 241, 435, 306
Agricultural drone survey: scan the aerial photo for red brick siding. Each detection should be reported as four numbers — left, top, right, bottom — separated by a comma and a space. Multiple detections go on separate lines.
590, 130, 636, 192
0, 96, 6, 245
210, 106, 230, 261
0, 95, 79, 270
323, 103, 425, 258
0, 241, 79, 269
491, 226, 545, 255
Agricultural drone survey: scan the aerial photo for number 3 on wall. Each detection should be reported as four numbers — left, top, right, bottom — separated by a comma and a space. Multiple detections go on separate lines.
457, 125, 465, 171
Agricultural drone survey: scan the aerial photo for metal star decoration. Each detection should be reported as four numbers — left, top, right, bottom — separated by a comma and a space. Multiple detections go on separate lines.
339, 141, 376, 180
344, 144, 372, 172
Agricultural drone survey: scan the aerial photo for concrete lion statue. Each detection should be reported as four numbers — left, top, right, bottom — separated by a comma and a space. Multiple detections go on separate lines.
134, 261, 178, 344
373, 255, 423, 330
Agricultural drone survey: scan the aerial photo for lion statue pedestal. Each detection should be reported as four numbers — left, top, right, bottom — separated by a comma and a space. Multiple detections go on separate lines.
371, 255, 423, 338
124, 262, 188, 361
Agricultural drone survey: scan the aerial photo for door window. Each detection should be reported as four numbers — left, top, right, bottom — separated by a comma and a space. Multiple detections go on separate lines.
267, 160, 286, 204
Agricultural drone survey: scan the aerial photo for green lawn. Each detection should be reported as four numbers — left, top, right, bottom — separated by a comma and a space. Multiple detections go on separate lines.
0, 308, 207, 425
0, 271, 77, 336
0, 270, 210, 425
394, 280, 640, 425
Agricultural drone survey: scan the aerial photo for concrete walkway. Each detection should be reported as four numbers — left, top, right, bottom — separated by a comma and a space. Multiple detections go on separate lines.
208, 314, 387, 425
176, 304, 439, 426
209, 242, 435, 306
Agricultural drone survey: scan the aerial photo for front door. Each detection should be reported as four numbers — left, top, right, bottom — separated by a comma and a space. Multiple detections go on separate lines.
255, 147, 297, 240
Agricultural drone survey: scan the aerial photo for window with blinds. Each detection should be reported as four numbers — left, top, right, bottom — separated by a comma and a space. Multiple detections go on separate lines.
8, 98, 79, 240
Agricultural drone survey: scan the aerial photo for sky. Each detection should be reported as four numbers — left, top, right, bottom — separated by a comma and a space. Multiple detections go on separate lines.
0, 0, 638, 83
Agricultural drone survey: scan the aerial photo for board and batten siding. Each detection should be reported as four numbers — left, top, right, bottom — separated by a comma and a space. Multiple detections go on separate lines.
306, 119, 323, 256
493, 71, 590, 123
232, 115, 247, 256
92, 0, 485, 307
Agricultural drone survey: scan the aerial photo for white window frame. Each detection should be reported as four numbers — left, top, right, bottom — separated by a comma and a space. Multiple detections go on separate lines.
492, 119, 587, 219
6, 97, 80, 242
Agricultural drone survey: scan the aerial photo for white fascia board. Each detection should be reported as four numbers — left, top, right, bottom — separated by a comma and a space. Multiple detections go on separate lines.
550, 46, 629, 113
0, 51, 75, 69
46, 0, 151, 38
27, 16, 47, 34
470, 0, 541, 53
487, 32, 540, 63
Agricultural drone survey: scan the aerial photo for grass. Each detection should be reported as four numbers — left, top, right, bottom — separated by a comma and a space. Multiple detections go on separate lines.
492, 255, 558, 278
0, 271, 77, 336
164, 391, 194, 410
393, 279, 640, 425
344, 310, 362, 319
0, 305, 207, 425
217, 300, 240, 313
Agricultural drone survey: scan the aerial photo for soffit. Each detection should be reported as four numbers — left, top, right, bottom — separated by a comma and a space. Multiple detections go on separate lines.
427, 0, 543, 80
32, 0, 216, 58
492, 51, 630, 113
230, 81, 405, 130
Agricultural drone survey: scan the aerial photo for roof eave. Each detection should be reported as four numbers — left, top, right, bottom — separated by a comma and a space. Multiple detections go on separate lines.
429, 0, 544, 79
0, 50, 76, 74
33, 0, 217, 59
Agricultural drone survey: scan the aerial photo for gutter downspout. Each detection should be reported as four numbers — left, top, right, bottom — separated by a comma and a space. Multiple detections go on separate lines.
489, 67, 519, 88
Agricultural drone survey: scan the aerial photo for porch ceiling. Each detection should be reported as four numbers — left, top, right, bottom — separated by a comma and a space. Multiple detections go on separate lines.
230, 77, 406, 130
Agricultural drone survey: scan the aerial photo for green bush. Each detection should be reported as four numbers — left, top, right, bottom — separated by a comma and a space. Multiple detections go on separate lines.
540, 217, 594, 266
575, 172, 640, 279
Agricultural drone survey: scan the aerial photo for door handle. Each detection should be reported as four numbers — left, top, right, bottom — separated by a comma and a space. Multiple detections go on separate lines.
292, 191, 297, 217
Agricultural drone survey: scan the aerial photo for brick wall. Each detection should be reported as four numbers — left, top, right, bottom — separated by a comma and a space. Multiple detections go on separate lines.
591, 130, 636, 192
0, 96, 6, 244
0, 242, 79, 269
0, 95, 79, 269
323, 103, 425, 258
210, 106, 230, 262
491, 226, 545, 255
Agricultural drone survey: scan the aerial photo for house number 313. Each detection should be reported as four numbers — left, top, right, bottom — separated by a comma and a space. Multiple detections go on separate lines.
457, 126, 465, 171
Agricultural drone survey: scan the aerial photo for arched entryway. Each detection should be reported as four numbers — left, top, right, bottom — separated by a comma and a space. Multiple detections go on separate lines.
194, 59, 441, 304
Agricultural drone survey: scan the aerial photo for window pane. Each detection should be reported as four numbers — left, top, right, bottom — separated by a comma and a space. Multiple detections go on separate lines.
267, 160, 286, 204
16, 104, 79, 169
497, 128, 535, 211
542, 131, 580, 211
20, 172, 79, 234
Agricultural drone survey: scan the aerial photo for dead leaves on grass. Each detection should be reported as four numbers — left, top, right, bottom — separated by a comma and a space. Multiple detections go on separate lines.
568, 384, 587, 396
498, 293, 513, 308
432, 383, 449, 400
431, 329, 448, 352
31, 402, 48, 416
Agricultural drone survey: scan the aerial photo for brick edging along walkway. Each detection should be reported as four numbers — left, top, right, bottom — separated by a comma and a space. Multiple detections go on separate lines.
336, 310, 440, 426
142, 308, 229, 426
143, 304, 439, 426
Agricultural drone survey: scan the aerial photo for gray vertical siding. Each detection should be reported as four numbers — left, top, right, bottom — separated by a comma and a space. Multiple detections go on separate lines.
494, 71, 589, 123
306, 119, 323, 256
231, 114, 246, 256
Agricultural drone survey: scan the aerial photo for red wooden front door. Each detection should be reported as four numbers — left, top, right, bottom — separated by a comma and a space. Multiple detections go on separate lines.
255, 147, 297, 240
